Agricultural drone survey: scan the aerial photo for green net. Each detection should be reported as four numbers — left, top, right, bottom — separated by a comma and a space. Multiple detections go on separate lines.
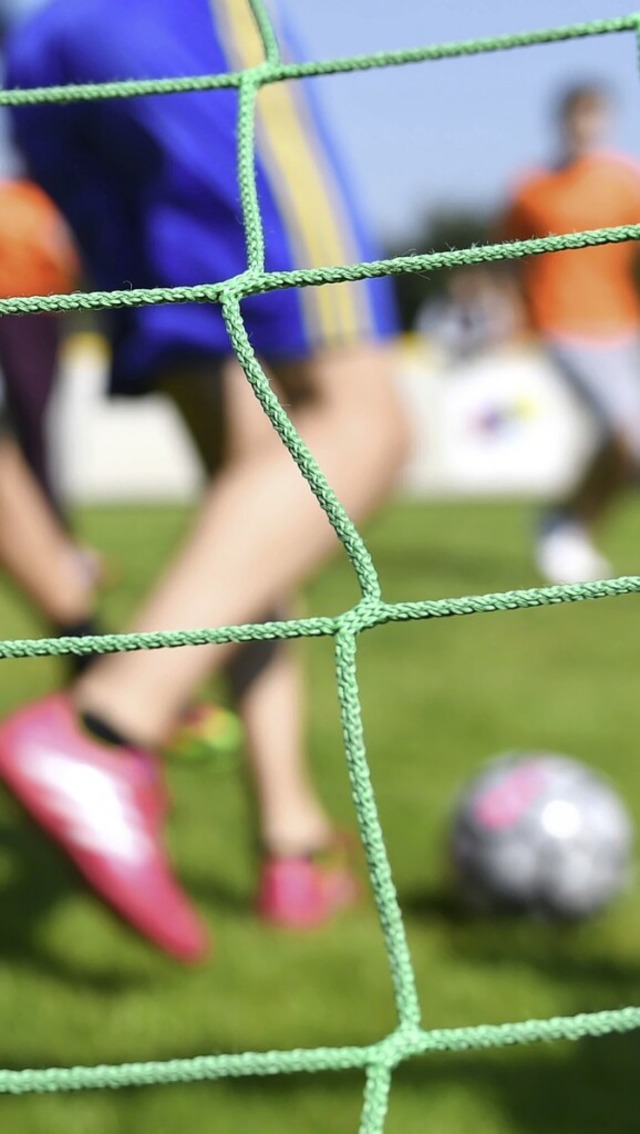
1, 4, 640, 1130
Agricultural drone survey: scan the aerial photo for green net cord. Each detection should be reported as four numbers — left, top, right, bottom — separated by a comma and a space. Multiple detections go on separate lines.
1, 4, 640, 1130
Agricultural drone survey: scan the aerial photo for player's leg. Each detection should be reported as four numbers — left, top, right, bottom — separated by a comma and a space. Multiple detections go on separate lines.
537, 441, 627, 584
228, 623, 360, 926
75, 341, 405, 746
0, 433, 95, 627
536, 337, 639, 583
162, 358, 350, 925
0, 312, 108, 629
0, 313, 62, 515
226, 634, 329, 855
159, 355, 302, 788
560, 435, 631, 526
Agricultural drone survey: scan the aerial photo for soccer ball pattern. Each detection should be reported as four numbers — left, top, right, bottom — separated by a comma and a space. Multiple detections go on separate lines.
451, 752, 634, 919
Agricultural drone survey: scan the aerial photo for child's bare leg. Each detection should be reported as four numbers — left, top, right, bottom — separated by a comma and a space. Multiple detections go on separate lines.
227, 636, 331, 856
77, 343, 407, 746
560, 433, 632, 528
162, 359, 334, 855
0, 436, 93, 624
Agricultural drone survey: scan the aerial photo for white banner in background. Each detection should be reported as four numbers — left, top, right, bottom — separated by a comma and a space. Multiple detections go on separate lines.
398, 339, 596, 499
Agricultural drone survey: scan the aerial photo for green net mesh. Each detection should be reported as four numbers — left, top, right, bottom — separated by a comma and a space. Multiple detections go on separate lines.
1, 4, 640, 1130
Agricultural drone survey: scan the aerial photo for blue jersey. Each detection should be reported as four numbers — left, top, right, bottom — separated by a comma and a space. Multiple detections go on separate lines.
6, 0, 396, 394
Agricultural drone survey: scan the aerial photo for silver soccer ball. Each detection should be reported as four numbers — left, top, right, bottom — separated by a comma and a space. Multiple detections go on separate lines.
450, 752, 634, 919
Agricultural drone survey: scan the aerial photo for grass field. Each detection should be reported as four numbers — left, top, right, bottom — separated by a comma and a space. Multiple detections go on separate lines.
0, 497, 640, 1134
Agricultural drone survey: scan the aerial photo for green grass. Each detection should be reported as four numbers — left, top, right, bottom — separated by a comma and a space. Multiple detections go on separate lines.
1, 497, 640, 1133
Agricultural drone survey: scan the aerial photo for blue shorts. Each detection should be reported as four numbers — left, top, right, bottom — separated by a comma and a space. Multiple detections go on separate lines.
6, 0, 396, 394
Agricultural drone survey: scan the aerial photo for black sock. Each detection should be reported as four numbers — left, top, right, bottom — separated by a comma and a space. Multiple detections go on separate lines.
55, 616, 103, 678
81, 710, 130, 749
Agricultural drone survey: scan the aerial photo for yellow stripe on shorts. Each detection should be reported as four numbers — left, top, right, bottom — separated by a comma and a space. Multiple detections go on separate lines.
212, 0, 372, 347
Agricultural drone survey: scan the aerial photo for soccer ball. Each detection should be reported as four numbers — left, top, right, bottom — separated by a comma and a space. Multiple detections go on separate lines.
450, 752, 634, 919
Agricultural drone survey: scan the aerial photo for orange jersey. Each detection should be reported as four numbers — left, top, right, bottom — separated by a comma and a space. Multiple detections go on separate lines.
0, 180, 79, 299
502, 152, 640, 339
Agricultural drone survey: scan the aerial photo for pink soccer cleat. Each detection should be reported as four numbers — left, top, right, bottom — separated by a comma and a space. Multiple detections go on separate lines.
257, 835, 361, 929
0, 694, 208, 962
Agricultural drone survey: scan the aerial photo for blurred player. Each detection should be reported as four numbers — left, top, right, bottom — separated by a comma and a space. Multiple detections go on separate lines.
501, 83, 640, 583
0, 430, 99, 643
0, 0, 407, 961
0, 177, 110, 660
0, 2, 115, 598
0, 176, 120, 607
0, 179, 72, 517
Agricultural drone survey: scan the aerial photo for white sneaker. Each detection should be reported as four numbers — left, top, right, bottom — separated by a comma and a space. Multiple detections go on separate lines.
535, 521, 613, 585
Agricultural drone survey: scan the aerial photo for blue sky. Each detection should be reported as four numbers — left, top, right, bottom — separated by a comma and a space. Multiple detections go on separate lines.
2, 1, 640, 246
284, 1, 640, 244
